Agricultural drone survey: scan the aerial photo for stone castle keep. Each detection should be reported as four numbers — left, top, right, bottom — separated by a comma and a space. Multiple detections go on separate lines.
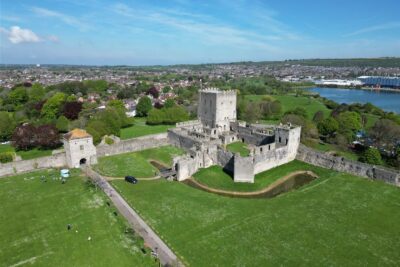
169, 88, 301, 183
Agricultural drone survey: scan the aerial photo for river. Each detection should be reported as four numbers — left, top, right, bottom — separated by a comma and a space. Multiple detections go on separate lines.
309, 87, 400, 114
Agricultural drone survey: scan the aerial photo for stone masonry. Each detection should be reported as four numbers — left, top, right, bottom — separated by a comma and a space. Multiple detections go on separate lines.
169, 88, 302, 183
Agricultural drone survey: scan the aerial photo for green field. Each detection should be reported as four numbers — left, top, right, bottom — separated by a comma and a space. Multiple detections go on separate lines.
226, 141, 250, 157
0, 169, 153, 266
193, 161, 329, 192
94, 145, 184, 178
112, 162, 400, 266
121, 118, 174, 139
0, 144, 53, 160
245, 94, 331, 119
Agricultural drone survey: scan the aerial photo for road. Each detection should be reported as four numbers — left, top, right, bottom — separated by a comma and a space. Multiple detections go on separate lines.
83, 166, 183, 267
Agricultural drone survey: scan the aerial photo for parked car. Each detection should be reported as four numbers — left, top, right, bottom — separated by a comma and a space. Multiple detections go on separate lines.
125, 176, 138, 184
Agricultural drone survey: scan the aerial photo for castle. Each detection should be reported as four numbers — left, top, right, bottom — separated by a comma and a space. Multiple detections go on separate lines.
169, 88, 301, 183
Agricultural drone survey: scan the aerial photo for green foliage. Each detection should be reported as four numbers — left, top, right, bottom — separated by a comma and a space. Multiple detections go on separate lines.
0, 152, 14, 163
104, 136, 114, 145
317, 117, 339, 136
147, 106, 189, 125
107, 99, 126, 111
83, 80, 108, 93
55, 115, 69, 132
369, 119, 400, 150
162, 86, 172, 93
337, 111, 362, 141
8, 87, 28, 106
312, 110, 324, 123
282, 114, 319, 141
359, 147, 383, 165
28, 83, 45, 102
0, 112, 16, 141
164, 98, 176, 108
285, 107, 308, 118
41, 92, 66, 120
136, 96, 152, 117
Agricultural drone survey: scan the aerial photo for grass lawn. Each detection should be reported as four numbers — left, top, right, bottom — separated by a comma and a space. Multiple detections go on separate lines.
0, 144, 53, 160
0, 169, 153, 266
245, 94, 331, 120
94, 145, 184, 178
112, 162, 400, 266
226, 141, 250, 157
121, 117, 174, 139
193, 160, 335, 192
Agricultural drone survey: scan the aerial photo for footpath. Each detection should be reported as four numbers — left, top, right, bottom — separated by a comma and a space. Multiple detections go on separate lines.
83, 166, 182, 267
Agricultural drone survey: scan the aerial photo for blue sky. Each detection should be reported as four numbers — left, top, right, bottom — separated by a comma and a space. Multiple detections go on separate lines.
1, 0, 400, 65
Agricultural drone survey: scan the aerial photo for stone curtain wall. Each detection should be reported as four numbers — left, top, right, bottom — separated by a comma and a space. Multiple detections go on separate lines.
0, 153, 67, 177
97, 133, 169, 157
296, 145, 400, 186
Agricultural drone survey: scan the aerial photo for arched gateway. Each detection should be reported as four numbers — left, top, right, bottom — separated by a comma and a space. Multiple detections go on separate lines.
63, 129, 97, 168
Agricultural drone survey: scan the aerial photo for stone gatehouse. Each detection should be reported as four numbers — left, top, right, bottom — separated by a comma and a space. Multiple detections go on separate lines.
169, 88, 301, 183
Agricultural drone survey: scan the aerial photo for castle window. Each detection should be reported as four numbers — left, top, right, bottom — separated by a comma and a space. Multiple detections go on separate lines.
268, 145, 271, 150
80, 145, 84, 151
286, 139, 288, 145
260, 147, 263, 152
279, 137, 281, 143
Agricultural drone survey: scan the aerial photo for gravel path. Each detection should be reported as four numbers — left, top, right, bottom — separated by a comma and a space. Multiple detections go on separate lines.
83, 166, 182, 266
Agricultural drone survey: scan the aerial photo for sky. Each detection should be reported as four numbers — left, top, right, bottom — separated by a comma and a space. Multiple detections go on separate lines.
1, 0, 400, 65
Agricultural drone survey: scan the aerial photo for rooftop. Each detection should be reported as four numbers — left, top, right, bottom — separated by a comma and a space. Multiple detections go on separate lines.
64, 129, 92, 140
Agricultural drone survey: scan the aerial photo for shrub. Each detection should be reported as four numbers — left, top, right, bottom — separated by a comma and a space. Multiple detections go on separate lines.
105, 136, 114, 145
0, 152, 14, 163
359, 147, 383, 165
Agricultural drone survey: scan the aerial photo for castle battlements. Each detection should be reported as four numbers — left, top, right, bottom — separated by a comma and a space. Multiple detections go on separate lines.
199, 88, 236, 95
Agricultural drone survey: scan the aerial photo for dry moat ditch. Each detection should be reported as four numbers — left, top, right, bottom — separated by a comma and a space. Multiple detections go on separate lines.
184, 171, 318, 199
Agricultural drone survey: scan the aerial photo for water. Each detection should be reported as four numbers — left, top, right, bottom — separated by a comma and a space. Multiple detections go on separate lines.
309, 87, 400, 114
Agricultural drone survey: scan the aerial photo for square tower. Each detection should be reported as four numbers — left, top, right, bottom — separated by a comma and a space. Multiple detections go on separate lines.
63, 129, 97, 168
197, 88, 236, 132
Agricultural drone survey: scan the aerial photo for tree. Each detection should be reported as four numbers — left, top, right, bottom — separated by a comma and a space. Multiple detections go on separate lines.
8, 87, 28, 106
147, 106, 189, 125
35, 124, 60, 149
242, 103, 261, 123
28, 83, 45, 102
136, 96, 152, 117
62, 101, 83, 120
0, 112, 16, 141
284, 107, 307, 118
107, 99, 126, 111
164, 98, 176, 108
147, 86, 159, 98
162, 86, 172, 93
312, 110, 324, 123
369, 119, 400, 150
41, 92, 66, 120
282, 114, 318, 141
317, 117, 339, 136
56, 115, 69, 132
359, 147, 383, 165
12, 124, 36, 150
337, 111, 362, 141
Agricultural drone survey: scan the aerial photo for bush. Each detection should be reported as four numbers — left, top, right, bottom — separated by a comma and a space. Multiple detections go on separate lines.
147, 106, 189, 125
136, 96, 152, 117
359, 147, 383, 165
0, 152, 14, 163
105, 136, 114, 145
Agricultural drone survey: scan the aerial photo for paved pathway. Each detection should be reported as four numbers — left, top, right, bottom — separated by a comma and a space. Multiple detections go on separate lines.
83, 166, 182, 267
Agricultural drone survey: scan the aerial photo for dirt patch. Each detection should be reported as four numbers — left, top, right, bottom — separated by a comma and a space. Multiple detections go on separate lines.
184, 171, 318, 199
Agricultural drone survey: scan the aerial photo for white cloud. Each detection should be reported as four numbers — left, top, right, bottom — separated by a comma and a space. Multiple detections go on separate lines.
2, 26, 41, 44
345, 22, 400, 37
31, 7, 89, 31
